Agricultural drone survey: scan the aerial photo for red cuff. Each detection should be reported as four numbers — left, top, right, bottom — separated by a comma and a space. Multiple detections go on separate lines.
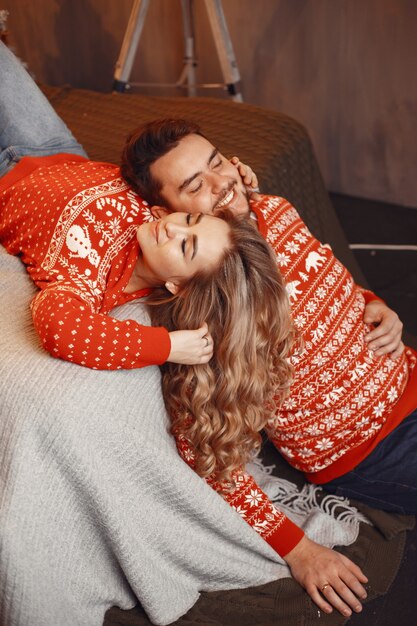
360, 289, 384, 305
139, 325, 171, 366
265, 515, 304, 558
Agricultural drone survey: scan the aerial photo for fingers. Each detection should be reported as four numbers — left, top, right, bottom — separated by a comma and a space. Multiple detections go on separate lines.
167, 324, 214, 365
307, 583, 334, 615
247, 188, 261, 202
308, 567, 367, 617
197, 322, 209, 337
285, 538, 368, 618
200, 329, 213, 351
390, 340, 405, 359
197, 338, 213, 363
365, 314, 400, 341
374, 337, 404, 358
230, 156, 259, 189
364, 301, 404, 357
197, 323, 214, 362
341, 554, 369, 585
316, 577, 366, 617
365, 323, 403, 356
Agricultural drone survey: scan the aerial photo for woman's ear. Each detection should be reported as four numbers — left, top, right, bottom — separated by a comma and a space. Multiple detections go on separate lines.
165, 280, 180, 295
151, 205, 170, 219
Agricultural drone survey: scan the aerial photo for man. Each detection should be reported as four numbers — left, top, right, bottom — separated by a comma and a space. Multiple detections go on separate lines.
121, 118, 404, 359
120, 118, 417, 618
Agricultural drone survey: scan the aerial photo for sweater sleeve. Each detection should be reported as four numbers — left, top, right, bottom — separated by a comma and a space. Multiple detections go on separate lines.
31, 285, 171, 370
175, 434, 304, 558
358, 286, 384, 305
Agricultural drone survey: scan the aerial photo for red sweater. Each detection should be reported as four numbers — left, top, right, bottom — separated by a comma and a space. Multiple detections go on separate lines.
176, 195, 417, 558
253, 195, 417, 483
0, 155, 171, 369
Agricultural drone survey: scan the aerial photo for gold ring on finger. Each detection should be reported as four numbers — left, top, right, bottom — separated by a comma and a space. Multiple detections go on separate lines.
321, 583, 331, 592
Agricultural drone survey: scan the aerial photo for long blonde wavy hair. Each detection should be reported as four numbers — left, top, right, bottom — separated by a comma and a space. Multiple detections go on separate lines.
149, 212, 294, 484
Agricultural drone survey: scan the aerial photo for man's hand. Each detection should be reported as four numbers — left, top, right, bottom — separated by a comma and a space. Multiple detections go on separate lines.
364, 300, 404, 358
230, 156, 261, 200
167, 322, 213, 365
284, 536, 368, 617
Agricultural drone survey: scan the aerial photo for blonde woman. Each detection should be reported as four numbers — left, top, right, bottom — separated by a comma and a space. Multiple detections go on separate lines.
0, 41, 266, 374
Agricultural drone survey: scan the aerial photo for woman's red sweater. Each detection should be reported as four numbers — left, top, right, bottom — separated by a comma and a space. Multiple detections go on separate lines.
0, 154, 170, 369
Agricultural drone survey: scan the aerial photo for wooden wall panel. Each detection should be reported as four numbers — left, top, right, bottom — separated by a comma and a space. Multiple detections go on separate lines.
3, 0, 417, 208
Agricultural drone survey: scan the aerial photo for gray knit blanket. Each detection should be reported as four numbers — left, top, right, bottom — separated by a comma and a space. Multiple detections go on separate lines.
0, 244, 368, 626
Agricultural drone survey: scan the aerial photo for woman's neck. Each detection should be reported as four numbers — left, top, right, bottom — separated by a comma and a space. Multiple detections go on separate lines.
124, 258, 158, 294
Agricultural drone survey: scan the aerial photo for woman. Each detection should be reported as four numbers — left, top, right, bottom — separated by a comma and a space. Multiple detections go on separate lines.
149, 213, 294, 477
0, 41, 271, 375
1, 158, 274, 372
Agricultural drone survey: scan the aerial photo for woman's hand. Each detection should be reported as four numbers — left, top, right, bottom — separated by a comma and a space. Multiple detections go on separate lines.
167, 322, 213, 365
284, 536, 368, 618
364, 300, 404, 358
230, 156, 261, 200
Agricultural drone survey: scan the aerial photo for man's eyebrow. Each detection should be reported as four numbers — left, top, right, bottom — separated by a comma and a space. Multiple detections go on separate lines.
178, 148, 219, 192
208, 147, 219, 164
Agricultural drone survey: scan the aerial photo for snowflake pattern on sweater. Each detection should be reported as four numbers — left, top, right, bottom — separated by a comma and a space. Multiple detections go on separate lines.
0, 157, 170, 369
175, 433, 303, 557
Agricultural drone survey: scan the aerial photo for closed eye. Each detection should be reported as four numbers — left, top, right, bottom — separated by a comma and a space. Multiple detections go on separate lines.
182, 213, 202, 260
190, 181, 202, 194
181, 214, 191, 256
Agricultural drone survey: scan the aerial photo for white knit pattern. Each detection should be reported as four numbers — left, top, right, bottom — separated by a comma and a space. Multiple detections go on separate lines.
259, 196, 416, 473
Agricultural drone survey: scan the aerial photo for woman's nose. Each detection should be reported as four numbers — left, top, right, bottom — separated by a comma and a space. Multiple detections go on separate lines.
165, 221, 186, 238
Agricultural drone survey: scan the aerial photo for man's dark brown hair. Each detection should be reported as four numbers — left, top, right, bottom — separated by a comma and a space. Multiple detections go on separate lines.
120, 118, 203, 206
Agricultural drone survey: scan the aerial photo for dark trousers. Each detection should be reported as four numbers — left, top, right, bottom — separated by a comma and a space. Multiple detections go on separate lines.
323, 408, 417, 514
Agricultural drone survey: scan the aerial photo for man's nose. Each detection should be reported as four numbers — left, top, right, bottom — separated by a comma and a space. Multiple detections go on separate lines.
209, 171, 229, 194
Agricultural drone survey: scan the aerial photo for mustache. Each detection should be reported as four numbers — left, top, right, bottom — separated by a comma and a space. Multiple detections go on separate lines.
213, 182, 236, 211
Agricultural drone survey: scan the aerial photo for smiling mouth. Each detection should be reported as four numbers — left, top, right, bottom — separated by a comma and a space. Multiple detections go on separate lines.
216, 186, 235, 210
